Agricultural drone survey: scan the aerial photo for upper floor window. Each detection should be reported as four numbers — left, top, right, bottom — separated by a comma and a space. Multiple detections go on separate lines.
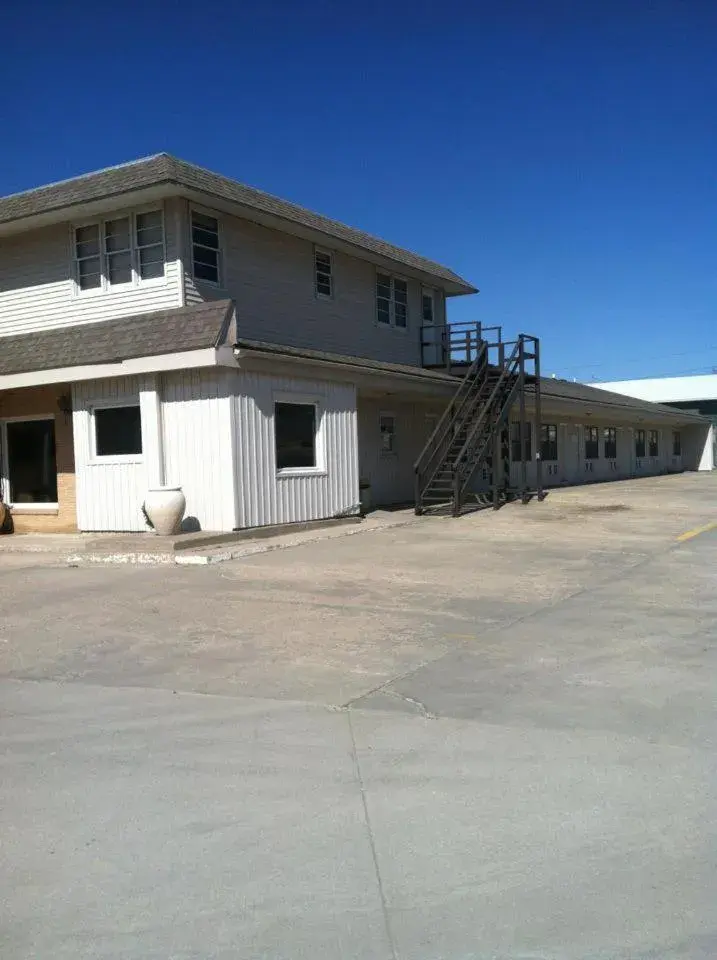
648, 429, 659, 457
422, 289, 435, 325
73, 210, 165, 292
585, 425, 600, 459
191, 211, 221, 284
314, 249, 333, 299
376, 273, 408, 328
603, 426, 617, 459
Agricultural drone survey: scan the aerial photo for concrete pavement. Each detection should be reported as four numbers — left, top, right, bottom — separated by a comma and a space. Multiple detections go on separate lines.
1, 474, 716, 959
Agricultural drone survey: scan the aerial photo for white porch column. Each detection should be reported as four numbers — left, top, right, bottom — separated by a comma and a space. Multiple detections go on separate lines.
139, 374, 165, 488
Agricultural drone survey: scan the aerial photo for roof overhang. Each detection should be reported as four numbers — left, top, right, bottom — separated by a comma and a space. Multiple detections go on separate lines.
0, 346, 236, 392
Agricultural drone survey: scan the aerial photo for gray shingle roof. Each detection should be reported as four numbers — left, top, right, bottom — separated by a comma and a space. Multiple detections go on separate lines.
234, 338, 459, 383
532, 378, 707, 423
0, 300, 234, 376
0, 154, 477, 293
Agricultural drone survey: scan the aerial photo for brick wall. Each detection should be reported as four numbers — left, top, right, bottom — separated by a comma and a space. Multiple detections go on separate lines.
0, 384, 77, 533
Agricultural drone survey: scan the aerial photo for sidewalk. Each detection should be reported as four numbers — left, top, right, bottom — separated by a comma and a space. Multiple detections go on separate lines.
0, 509, 418, 565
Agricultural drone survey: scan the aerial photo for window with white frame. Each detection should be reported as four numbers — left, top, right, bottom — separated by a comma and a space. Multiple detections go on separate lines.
314, 249, 333, 298
376, 273, 408, 328
275, 401, 318, 470
511, 421, 531, 462
73, 211, 165, 292
191, 211, 221, 284
635, 429, 646, 459
584, 425, 600, 459
603, 426, 617, 459
379, 414, 396, 453
648, 429, 659, 457
93, 405, 143, 458
672, 430, 681, 457
421, 289, 435, 325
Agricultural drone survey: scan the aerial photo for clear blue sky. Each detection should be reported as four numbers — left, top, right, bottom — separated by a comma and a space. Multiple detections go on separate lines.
2, 0, 715, 380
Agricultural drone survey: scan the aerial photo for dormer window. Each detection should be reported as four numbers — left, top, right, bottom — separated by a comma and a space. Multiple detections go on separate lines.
73, 209, 165, 292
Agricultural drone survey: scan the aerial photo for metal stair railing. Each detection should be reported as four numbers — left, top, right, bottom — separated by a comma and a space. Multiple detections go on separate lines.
451, 340, 525, 513
413, 341, 490, 513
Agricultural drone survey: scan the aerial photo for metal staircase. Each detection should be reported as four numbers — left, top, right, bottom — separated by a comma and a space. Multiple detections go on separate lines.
414, 325, 544, 516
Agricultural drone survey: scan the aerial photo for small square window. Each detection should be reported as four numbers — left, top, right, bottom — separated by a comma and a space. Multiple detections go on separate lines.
94, 406, 142, 457
275, 402, 317, 470
380, 414, 396, 453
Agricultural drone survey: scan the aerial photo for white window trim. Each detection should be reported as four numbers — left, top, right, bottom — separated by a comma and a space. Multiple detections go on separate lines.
0, 414, 59, 508
89, 401, 144, 465
71, 206, 167, 298
376, 271, 410, 331
314, 247, 334, 300
379, 411, 397, 457
190, 206, 223, 288
273, 392, 326, 478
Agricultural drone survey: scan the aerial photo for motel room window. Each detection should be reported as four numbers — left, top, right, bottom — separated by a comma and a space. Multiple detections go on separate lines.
191, 211, 221, 284
540, 423, 558, 462
673, 430, 682, 456
603, 426, 617, 459
380, 414, 396, 454
584, 425, 600, 459
275, 402, 317, 470
376, 273, 408, 328
314, 249, 333, 298
74, 211, 165, 291
4, 419, 58, 504
635, 429, 646, 459
649, 429, 659, 457
94, 406, 143, 458
511, 422, 531, 462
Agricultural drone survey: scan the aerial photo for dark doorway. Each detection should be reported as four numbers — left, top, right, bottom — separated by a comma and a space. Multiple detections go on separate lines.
6, 419, 58, 503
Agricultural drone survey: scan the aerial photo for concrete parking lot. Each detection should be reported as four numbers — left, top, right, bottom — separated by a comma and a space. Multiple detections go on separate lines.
1, 474, 716, 959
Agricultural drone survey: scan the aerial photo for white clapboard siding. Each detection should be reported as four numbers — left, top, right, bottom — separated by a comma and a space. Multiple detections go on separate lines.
0, 199, 183, 338
234, 371, 359, 528
161, 369, 236, 531
72, 377, 150, 532
179, 199, 433, 366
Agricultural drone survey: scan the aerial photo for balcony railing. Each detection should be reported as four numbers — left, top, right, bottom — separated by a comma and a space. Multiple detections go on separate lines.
420, 321, 503, 369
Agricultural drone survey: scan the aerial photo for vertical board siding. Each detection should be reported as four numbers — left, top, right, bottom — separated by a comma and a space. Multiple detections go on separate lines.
234, 371, 359, 528
72, 376, 149, 531
358, 397, 445, 506
180, 204, 425, 366
0, 199, 183, 338
161, 369, 236, 531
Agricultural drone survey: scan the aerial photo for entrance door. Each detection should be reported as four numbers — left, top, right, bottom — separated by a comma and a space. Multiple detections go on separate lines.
421, 288, 442, 366
0, 418, 58, 505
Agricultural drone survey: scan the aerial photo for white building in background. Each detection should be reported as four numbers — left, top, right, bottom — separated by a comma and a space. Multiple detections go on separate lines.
0, 154, 710, 534
593, 375, 717, 471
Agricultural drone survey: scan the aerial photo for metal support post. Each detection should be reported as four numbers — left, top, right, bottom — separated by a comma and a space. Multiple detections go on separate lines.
534, 337, 544, 501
